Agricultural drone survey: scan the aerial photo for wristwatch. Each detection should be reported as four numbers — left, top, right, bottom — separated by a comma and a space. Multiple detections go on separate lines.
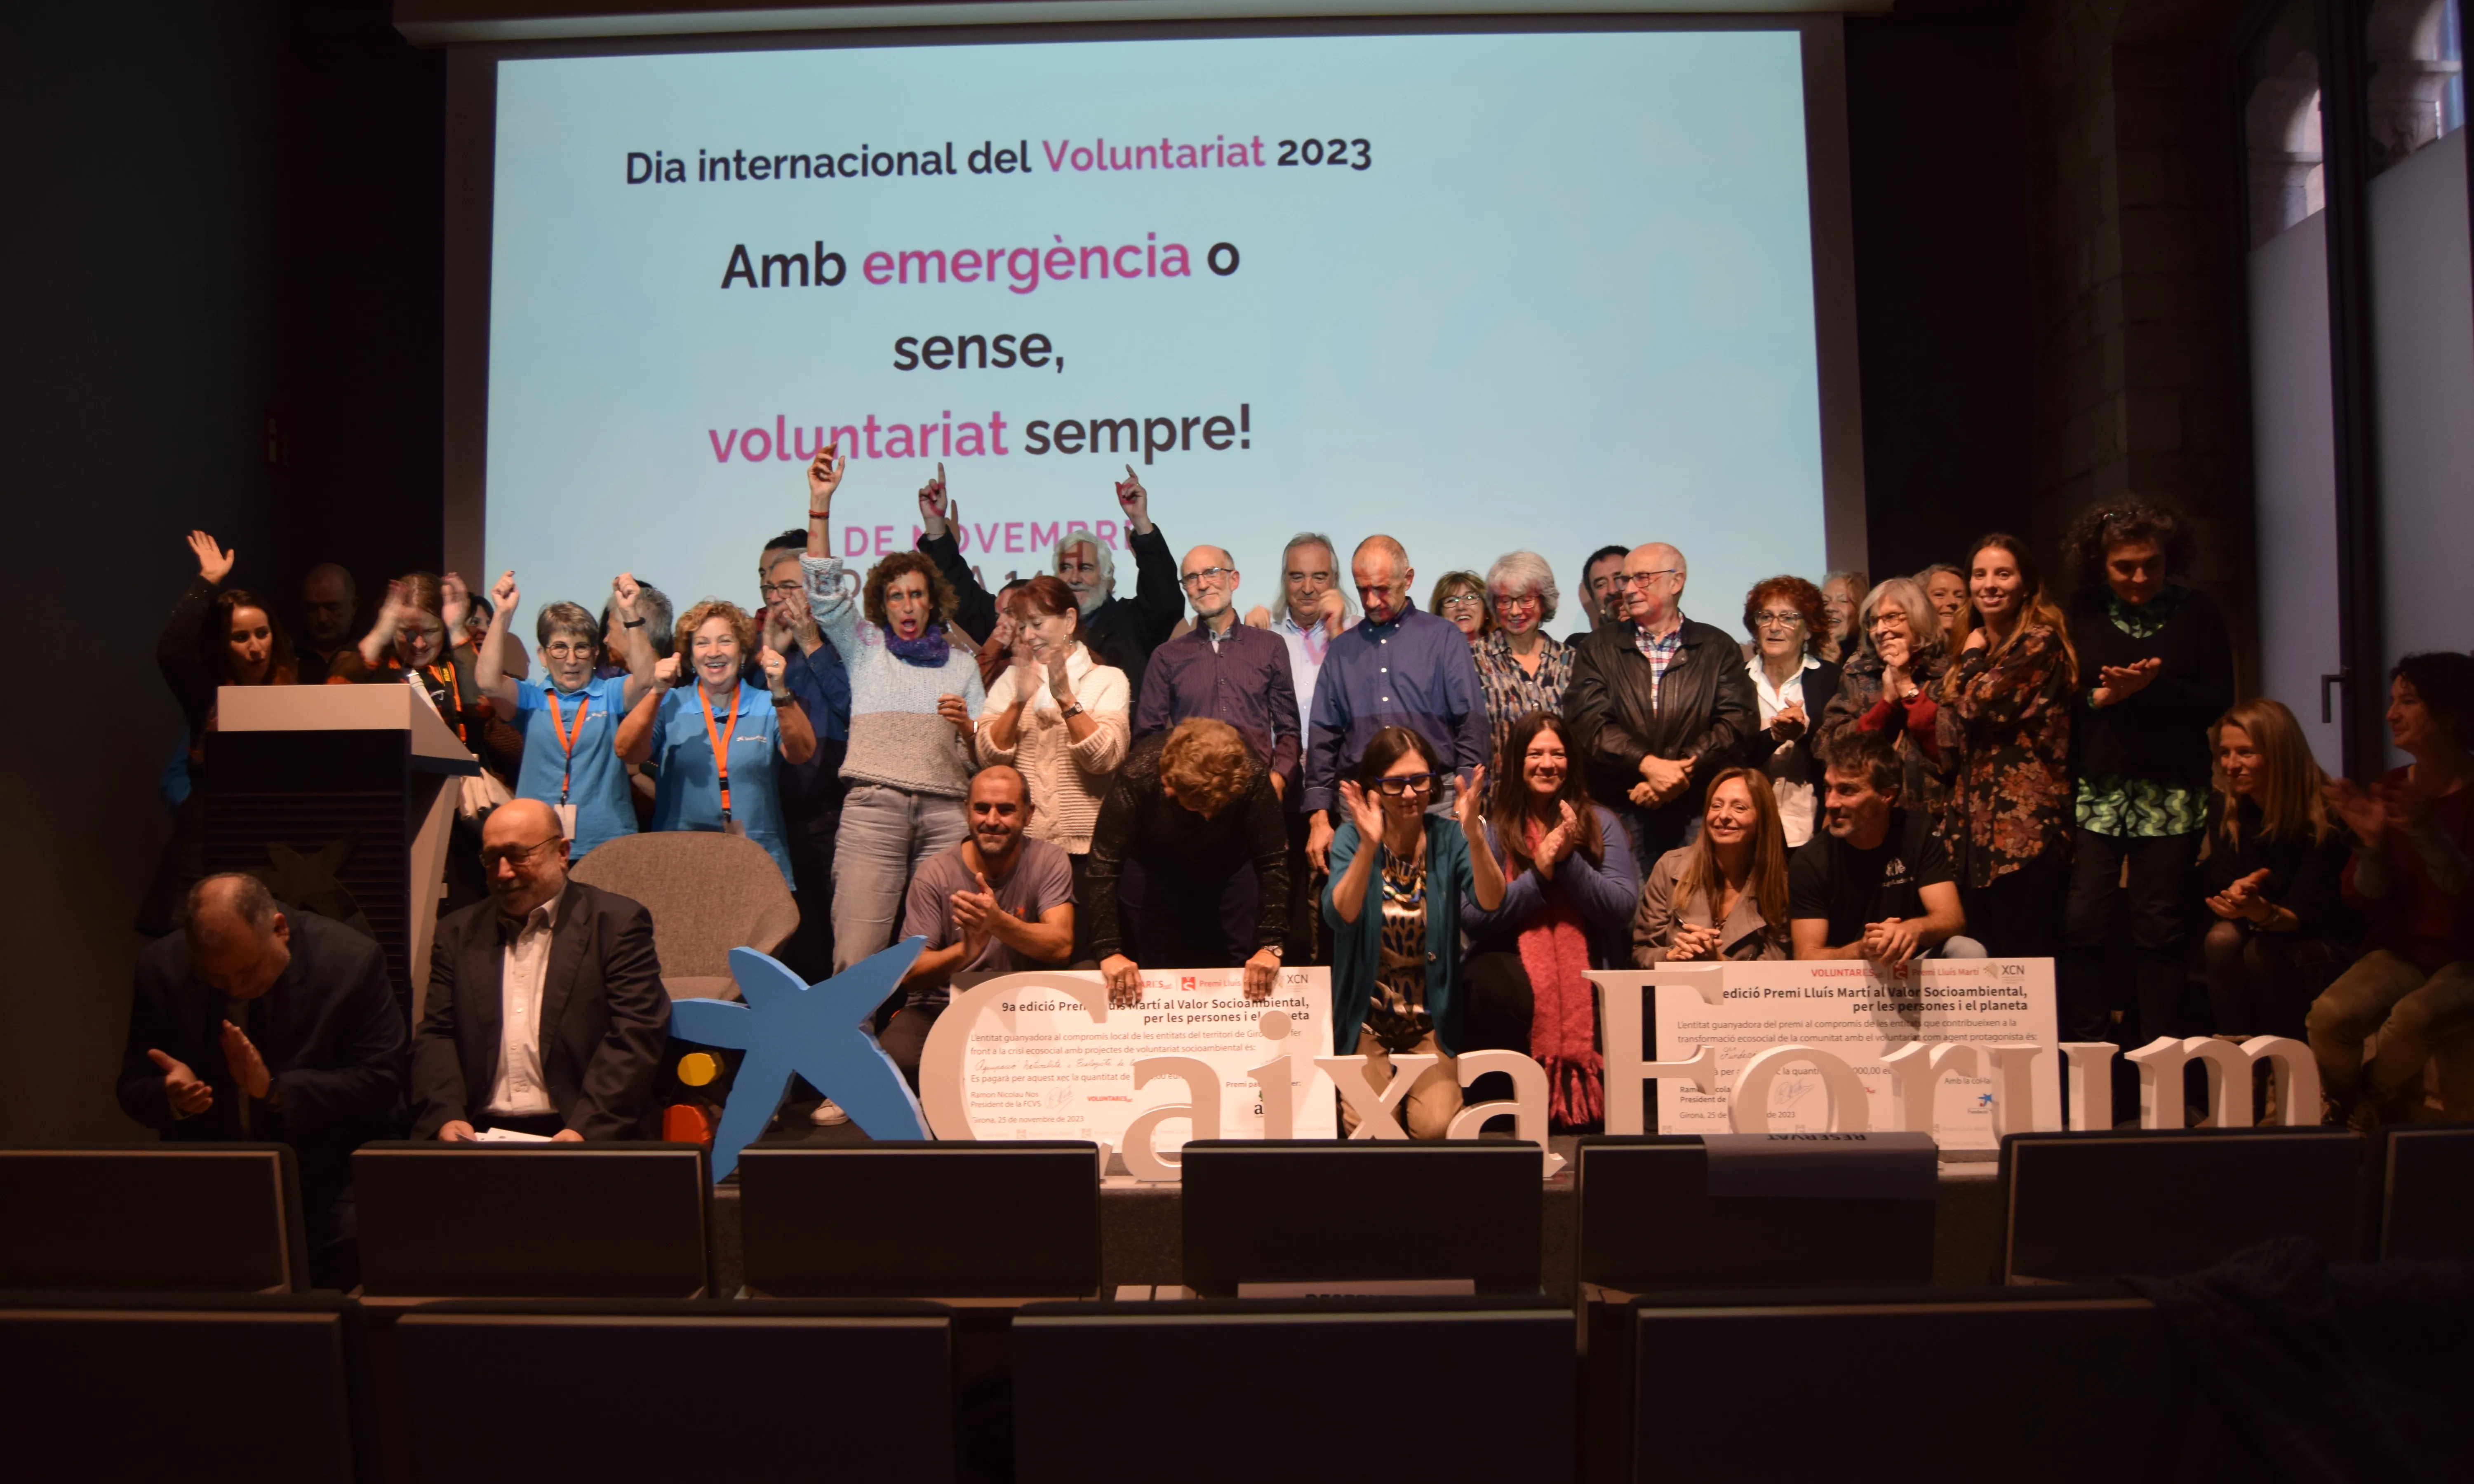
1058, 700, 1085, 719
622, 618, 646, 629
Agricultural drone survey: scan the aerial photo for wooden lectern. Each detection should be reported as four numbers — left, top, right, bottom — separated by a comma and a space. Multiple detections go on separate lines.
204, 684, 478, 1022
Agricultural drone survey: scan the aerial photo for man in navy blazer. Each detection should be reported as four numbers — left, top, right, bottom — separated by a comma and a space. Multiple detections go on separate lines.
412, 799, 671, 1141
118, 872, 406, 1286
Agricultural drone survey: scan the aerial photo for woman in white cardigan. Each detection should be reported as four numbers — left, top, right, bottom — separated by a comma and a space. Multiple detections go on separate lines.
976, 573, 1131, 955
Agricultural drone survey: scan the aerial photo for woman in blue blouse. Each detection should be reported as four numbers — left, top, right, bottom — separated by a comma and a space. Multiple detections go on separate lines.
476, 570, 657, 860
1322, 726, 1504, 1138
616, 598, 815, 886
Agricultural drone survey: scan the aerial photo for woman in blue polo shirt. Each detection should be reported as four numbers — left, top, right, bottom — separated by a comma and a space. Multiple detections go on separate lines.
616, 597, 816, 886
475, 571, 658, 861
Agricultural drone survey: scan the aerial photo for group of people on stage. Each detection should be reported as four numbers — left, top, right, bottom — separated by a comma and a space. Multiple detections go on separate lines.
132, 458, 2474, 1227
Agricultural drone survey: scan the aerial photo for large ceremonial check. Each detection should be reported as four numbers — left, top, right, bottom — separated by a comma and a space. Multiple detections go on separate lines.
950, 966, 1338, 1153
1639, 959, 2061, 1149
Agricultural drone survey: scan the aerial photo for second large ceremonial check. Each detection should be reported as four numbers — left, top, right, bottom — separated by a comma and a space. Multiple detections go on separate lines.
1650, 958, 2062, 1148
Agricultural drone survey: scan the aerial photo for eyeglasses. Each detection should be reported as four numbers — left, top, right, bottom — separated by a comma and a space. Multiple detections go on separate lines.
1867, 613, 1910, 631
1618, 569, 1680, 589
760, 580, 804, 598
1437, 594, 1485, 613
480, 834, 561, 870
1178, 567, 1236, 589
1491, 592, 1542, 612
1750, 610, 1803, 629
1372, 771, 1441, 796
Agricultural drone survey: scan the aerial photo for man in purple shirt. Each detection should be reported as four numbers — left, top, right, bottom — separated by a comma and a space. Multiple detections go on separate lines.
1302, 535, 1491, 870
1135, 544, 1302, 797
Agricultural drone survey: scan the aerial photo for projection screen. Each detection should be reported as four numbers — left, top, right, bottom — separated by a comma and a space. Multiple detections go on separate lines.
443, 18, 1865, 633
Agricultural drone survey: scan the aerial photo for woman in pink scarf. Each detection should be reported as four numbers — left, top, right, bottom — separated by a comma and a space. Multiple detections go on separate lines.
1460, 710, 1643, 1129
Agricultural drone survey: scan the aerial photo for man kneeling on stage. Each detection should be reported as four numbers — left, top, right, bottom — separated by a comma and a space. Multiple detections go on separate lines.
414, 799, 672, 1141
885, 764, 1075, 1088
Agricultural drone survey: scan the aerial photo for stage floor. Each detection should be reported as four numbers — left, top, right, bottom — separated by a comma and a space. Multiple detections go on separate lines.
724, 1112, 2008, 1299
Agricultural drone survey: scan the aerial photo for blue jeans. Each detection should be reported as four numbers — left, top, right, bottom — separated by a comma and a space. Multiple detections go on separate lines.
830, 783, 968, 972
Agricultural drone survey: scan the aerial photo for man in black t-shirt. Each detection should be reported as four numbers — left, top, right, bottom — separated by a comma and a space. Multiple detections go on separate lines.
1789, 730, 1978, 965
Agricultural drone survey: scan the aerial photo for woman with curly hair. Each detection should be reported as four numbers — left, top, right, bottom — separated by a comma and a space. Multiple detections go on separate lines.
1818, 576, 1948, 833
1740, 574, 1839, 845
616, 596, 815, 888
797, 450, 988, 980
1936, 534, 2077, 957
2057, 497, 2232, 1055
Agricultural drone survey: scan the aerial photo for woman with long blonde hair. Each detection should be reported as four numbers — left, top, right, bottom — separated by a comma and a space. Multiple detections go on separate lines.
2201, 698, 2354, 1041
1632, 767, 1793, 963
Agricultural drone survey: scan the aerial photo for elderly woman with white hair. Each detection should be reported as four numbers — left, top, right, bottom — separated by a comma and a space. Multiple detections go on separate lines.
1472, 549, 1575, 770
1817, 574, 1953, 824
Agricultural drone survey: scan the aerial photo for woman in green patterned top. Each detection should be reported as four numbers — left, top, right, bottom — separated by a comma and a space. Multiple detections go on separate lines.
2058, 498, 2234, 1057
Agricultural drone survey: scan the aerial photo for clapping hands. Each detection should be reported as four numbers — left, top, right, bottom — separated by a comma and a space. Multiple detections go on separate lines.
1338, 780, 1387, 841
1532, 798, 1579, 877
2206, 867, 2274, 923
2093, 657, 2162, 708
951, 871, 1002, 960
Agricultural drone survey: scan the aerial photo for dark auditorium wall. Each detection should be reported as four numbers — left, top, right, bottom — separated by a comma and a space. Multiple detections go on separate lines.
0, 0, 441, 1142
1844, 3, 2038, 581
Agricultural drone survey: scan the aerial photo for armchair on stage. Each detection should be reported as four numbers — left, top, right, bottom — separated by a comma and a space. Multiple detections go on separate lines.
204, 683, 477, 1023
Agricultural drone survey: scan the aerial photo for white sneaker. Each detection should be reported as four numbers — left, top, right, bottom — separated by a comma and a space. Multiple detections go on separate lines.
809, 1097, 850, 1126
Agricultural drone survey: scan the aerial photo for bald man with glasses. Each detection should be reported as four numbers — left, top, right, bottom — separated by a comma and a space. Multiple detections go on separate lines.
1565, 542, 1758, 865
412, 800, 673, 1142
1134, 545, 1302, 796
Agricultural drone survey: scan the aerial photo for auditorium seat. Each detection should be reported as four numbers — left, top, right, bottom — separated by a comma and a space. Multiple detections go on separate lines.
391, 1298, 952, 1484
0, 1290, 368, 1483
569, 830, 797, 999
0, 1145, 310, 1293
1573, 1135, 1940, 1482
1178, 1140, 1543, 1296
1626, 1287, 2190, 1483
1999, 1127, 2365, 1283
353, 1142, 708, 1298
1576, 1135, 1939, 1291
738, 1142, 1100, 1297
2375, 1122, 2474, 1261
1012, 1296, 1573, 1483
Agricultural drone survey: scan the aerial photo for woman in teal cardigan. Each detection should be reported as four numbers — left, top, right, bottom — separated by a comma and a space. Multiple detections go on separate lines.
1322, 726, 1506, 1136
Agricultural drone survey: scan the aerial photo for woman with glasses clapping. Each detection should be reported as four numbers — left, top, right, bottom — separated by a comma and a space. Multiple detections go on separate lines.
1737, 576, 1840, 847
1322, 726, 1506, 1138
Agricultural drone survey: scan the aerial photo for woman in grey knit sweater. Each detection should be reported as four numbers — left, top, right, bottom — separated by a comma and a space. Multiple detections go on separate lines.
799, 451, 988, 977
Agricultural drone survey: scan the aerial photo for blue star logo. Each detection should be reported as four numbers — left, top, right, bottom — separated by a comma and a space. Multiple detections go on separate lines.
1976, 1092, 1996, 1109
669, 938, 933, 1182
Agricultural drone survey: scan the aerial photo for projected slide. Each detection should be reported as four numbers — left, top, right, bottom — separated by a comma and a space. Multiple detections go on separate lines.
485, 30, 1825, 629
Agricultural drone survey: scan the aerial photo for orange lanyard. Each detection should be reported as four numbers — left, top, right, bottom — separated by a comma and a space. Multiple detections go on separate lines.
548, 690, 590, 803
699, 685, 741, 820
424, 662, 468, 744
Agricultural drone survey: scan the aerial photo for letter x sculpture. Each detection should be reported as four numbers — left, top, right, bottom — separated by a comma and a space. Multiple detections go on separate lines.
669, 938, 933, 1182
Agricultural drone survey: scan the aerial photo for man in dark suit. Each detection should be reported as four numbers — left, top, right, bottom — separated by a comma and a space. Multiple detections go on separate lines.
118, 873, 407, 1287
1564, 541, 1760, 866
412, 798, 671, 1141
